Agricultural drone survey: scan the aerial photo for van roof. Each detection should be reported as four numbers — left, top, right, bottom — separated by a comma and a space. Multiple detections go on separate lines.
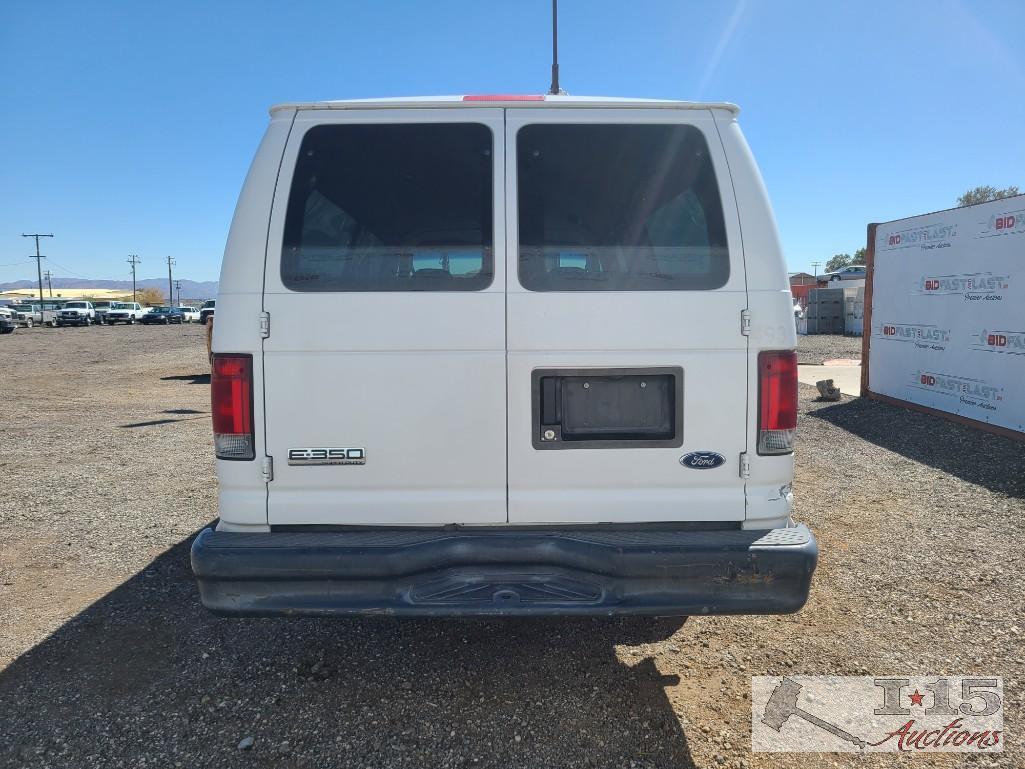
269, 95, 740, 116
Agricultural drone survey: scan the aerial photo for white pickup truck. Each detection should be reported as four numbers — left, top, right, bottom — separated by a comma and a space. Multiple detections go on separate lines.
9, 303, 58, 328
105, 302, 148, 324
56, 301, 97, 327
0, 306, 17, 334
179, 306, 201, 323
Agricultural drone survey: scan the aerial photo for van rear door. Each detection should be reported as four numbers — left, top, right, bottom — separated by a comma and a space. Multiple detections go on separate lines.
505, 110, 749, 523
262, 109, 506, 525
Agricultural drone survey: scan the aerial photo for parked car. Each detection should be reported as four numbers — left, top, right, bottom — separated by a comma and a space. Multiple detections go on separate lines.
0, 307, 16, 334
42, 301, 66, 319
105, 302, 148, 324
8, 303, 57, 328
199, 299, 215, 324
140, 306, 186, 324
55, 301, 96, 327
92, 301, 118, 324
179, 306, 201, 323
9, 303, 40, 327
191, 94, 815, 622
823, 265, 866, 282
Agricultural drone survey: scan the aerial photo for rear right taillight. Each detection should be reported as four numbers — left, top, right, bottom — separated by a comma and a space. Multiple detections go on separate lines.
211, 353, 254, 460
757, 350, 797, 455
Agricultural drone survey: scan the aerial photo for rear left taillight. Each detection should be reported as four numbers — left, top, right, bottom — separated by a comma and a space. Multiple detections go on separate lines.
757, 350, 797, 455
211, 353, 254, 460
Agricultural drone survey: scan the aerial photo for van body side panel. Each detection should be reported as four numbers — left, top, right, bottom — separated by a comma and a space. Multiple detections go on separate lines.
713, 112, 796, 529
260, 109, 507, 526
214, 113, 295, 530
505, 109, 749, 524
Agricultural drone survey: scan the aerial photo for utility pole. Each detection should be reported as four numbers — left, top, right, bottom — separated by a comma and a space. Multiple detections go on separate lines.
165, 255, 175, 306
127, 255, 141, 304
21, 233, 53, 305
43, 269, 53, 298
811, 261, 821, 279
173, 278, 182, 307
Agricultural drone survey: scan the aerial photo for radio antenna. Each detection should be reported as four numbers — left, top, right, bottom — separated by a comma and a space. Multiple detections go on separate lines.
548, 0, 566, 95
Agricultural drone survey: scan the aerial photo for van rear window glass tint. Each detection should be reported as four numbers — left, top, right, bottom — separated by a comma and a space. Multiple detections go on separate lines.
517, 124, 729, 291
281, 123, 494, 292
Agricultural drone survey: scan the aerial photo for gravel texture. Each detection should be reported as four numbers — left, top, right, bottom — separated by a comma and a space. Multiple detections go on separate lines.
795, 333, 864, 365
1, 326, 1022, 768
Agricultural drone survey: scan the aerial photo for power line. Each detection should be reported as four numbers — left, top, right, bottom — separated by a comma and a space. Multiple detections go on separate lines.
22, 233, 53, 305
43, 269, 53, 297
44, 258, 89, 279
173, 278, 182, 307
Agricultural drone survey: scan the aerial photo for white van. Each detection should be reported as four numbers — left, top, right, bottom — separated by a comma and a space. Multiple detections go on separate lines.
192, 95, 817, 618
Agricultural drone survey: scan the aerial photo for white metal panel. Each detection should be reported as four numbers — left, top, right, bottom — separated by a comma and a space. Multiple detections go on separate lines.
270, 95, 740, 115
218, 113, 296, 296
869, 196, 1025, 433
223, 103, 796, 530
262, 108, 508, 525
504, 109, 750, 524
712, 111, 795, 529
213, 302, 270, 530
711, 112, 789, 295
743, 289, 797, 530
213, 115, 296, 530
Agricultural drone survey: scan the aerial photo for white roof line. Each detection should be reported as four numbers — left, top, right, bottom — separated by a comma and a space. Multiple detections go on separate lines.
268, 95, 740, 116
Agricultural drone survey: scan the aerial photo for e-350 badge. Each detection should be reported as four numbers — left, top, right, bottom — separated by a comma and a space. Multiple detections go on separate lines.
287, 447, 366, 466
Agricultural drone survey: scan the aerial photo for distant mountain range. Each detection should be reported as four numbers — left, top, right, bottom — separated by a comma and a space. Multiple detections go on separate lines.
0, 277, 218, 300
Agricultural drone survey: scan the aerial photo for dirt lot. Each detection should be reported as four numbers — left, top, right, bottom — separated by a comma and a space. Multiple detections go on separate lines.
1, 328, 1022, 768
794, 333, 863, 365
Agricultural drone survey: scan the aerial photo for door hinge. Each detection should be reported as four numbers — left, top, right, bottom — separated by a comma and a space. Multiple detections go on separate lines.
261, 456, 274, 482
739, 452, 751, 479
259, 311, 270, 338
740, 309, 752, 336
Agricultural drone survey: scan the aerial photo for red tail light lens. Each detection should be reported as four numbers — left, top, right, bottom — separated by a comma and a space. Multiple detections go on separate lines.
211, 353, 254, 460
757, 350, 797, 455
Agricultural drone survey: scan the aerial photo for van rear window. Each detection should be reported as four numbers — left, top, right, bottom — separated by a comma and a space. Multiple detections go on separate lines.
281, 123, 494, 292
517, 124, 729, 291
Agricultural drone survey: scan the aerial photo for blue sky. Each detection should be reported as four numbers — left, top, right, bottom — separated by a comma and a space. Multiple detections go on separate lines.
1, 0, 1022, 283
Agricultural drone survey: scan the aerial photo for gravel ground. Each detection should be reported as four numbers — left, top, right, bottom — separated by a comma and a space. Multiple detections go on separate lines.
1, 326, 1022, 768
795, 334, 864, 365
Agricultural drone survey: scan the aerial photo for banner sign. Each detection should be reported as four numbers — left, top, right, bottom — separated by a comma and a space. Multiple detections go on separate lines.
867, 195, 1025, 435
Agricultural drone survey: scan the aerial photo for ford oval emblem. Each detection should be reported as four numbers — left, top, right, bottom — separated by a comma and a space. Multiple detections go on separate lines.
680, 451, 726, 469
